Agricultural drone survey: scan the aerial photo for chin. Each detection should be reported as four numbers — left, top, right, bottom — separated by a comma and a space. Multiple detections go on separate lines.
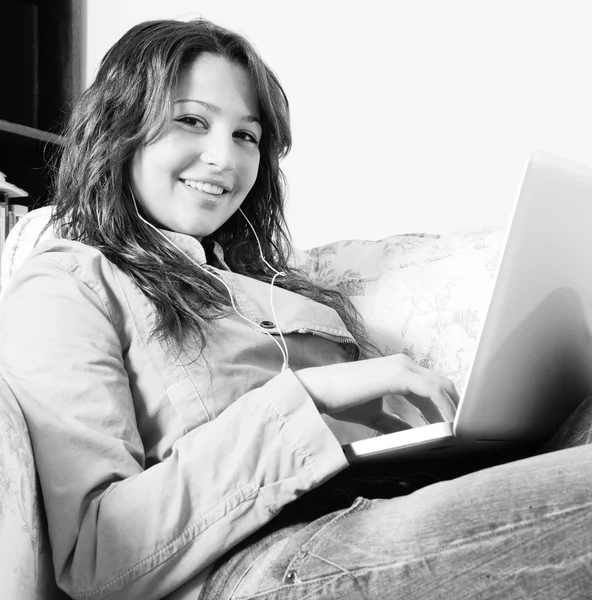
184, 229, 208, 241
175, 220, 210, 240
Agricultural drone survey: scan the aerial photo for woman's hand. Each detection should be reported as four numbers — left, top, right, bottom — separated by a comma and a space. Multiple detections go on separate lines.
294, 354, 459, 433
329, 397, 415, 434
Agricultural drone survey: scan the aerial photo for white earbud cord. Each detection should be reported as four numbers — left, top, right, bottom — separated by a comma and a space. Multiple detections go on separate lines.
130, 193, 289, 371
238, 207, 290, 373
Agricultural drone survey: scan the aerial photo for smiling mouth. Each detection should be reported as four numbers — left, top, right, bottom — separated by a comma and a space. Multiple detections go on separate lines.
181, 179, 228, 196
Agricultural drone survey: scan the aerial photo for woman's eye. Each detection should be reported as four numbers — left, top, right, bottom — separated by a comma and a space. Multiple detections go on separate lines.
234, 131, 259, 145
176, 116, 206, 129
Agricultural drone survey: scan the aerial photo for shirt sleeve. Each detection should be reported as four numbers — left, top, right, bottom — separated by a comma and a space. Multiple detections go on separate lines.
0, 249, 349, 600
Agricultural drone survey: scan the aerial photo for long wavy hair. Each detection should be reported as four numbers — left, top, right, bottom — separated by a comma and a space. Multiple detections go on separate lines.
49, 18, 377, 359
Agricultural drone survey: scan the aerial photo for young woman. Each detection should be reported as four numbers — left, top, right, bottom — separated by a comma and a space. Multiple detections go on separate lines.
0, 18, 590, 600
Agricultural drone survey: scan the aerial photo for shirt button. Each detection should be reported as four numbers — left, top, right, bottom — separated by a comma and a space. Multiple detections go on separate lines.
260, 320, 275, 329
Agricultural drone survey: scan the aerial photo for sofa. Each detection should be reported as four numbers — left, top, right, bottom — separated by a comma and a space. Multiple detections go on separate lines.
0, 206, 504, 599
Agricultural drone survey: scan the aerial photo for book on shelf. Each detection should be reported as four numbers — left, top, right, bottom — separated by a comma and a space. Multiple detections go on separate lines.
8, 203, 29, 230
0, 192, 8, 258
0, 171, 28, 199
0, 171, 30, 259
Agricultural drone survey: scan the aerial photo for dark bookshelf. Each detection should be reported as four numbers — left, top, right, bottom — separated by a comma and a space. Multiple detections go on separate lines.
0, 120, 63, 207
0, 0, 85, 207
0, 119, 62, 147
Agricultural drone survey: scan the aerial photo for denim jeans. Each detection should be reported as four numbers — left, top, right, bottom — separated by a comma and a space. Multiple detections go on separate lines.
200, 396, 592, 599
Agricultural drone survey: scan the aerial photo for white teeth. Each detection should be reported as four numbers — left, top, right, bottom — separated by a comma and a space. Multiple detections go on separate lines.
183, 180, 225, 195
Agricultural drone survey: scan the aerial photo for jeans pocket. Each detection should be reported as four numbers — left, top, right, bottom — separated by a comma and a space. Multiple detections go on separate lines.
282, 496, 374, 579
229, 537, 292, 599
231, 497, 375, 599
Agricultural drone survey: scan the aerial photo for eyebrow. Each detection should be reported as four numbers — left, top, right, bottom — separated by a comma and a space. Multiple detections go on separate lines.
174, 99, 262, 126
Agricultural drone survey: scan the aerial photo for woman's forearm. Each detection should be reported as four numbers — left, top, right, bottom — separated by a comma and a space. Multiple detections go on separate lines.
294, 357, 397, 413
294, 354, 458, 422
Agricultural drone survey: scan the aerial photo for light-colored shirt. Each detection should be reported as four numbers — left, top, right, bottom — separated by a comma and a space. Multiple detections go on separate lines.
0, 232, 363, 600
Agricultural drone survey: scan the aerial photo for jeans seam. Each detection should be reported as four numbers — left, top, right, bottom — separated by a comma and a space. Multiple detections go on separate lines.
239, 499, 592, 599
434, 499, 592, 555
235, 572, 349, 600
305, 550, 349, 574
279, 498, 371, 583
295, 573, 352, 600
301, 497, 372, 556
228, 557, 260, 600
319, 500, 592, 586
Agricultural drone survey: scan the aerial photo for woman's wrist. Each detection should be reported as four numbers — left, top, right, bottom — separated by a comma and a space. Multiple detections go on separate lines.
292, 366, 329, 413
293, 358, 392, 415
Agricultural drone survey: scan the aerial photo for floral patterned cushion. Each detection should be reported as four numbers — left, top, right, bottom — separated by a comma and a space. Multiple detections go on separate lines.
298, 225, 504, 395
0, 375, 68, 599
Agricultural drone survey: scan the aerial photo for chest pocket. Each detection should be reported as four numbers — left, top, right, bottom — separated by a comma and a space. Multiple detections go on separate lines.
229, 271, 360, 354
151, 270, 361, 435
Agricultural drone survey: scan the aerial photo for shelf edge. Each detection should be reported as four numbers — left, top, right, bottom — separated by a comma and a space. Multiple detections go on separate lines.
0, 119, 64, 145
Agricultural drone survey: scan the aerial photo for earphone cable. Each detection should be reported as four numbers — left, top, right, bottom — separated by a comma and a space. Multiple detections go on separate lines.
130, 194, 289, 371
239, 207, 289, 371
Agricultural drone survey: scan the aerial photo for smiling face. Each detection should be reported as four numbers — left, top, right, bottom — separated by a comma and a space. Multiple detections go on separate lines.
129, 53, 262, 241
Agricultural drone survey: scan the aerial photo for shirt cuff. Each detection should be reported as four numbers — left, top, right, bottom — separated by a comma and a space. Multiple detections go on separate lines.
266, 368, 350, 487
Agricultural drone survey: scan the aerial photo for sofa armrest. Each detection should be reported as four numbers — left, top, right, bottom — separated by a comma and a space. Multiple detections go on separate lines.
0, 375, 68, 599
0, 205, 55, 300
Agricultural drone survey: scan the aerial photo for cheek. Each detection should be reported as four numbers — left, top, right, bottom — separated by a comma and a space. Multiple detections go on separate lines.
247, 155, 261, 189
129, 154, 151, 206
130, 147, 163, 192
129, 151, 168, 218
129, 152, 142, 189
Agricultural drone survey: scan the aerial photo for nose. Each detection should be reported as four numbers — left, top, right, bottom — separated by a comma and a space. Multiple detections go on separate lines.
200, 131, 236, 172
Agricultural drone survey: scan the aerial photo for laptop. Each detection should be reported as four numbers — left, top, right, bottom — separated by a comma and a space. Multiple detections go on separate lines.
343, 151, 592, 464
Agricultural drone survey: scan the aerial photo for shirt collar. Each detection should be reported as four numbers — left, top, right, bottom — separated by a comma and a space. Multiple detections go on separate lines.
158, 229, 230, 270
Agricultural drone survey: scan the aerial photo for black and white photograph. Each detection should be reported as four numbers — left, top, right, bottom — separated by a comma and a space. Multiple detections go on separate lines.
1, 1, 592, 599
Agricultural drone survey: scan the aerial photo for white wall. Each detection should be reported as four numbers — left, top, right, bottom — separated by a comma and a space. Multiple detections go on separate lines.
86, 0, 592, 249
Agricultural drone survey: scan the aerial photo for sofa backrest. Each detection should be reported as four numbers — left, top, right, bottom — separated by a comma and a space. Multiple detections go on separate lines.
0, 203, 505, 397
0, 206, 56, 300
